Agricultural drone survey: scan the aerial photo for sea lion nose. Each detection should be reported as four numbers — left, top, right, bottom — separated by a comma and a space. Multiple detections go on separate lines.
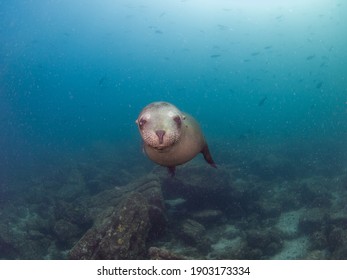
155, 130, 166, 144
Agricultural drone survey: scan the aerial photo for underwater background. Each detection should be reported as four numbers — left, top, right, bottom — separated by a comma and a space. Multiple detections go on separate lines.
1, 0, 347, 259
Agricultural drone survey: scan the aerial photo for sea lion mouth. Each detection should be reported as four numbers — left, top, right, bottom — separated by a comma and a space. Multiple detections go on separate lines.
152, 144, 170, 151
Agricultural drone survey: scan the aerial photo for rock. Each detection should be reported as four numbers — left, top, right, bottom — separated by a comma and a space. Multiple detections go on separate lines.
54, 200, 92, 228
162, 164, 231, 210
69, 192, 151, 259
148, 247, 186, 260
87, 175, 162, 222
275, 209, 303, 239
179, 219, 205, 244
329, 211, 347, 228
245, 229, 283, 257
190, 209, 224, 225
328, 227, 347, 251
254, 199, 281, 218
0, 235, 17, 259
53, 220, 81, 242
310, 230, 328, 250
139, 181, 167, 240
69, 174, 167, 260
224, 224, 241, 239
296, 177, 331, 206
178, 219, 211, 253
209, 236, 246, 259
330, 244, 347, 259
298, 207, 328, 234
304, 249, 327, 260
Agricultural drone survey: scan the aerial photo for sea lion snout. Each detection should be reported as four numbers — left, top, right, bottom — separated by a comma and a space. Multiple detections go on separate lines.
155, 130, 166, 144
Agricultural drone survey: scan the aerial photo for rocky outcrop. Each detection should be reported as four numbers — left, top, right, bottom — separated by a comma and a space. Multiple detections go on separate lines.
178, 219, 211, 254
69, 192, 150, 259
69, 177, 166, 260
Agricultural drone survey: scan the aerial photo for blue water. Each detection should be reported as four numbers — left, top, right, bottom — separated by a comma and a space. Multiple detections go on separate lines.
1, 0, 347, 259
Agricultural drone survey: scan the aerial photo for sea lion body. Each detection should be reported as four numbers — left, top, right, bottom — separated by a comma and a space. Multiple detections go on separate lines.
136, 102, 216, 175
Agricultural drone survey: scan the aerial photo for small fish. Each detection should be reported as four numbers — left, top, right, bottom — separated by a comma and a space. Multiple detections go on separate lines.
155, 30, 163, 34
316, 82, 323, 89
251, 52, 260, 56
258, 96, 268, 106
306, 55, 315, 60
264, 45, 272, 50
98, 75, 107, 86
217, 24, 228, 31
210, 54, 221, 58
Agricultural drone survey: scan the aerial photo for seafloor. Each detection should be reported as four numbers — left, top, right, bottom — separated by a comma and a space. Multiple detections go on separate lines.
1, 138, 347, 260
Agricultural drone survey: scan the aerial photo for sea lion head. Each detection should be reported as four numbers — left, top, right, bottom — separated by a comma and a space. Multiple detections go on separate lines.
136, 102, 185, 150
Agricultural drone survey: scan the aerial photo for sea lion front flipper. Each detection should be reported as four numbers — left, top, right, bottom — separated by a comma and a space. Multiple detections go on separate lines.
201, 144, 217, 168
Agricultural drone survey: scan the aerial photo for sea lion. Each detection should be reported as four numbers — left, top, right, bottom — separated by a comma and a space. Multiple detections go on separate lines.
136, 101, 216, 175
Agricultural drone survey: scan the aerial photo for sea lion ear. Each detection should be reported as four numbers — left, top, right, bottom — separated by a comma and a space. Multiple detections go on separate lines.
182, 115, 186, 120
135, 119, 138, 124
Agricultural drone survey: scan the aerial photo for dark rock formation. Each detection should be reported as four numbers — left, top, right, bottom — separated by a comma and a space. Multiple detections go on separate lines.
54, 200, 92, 229
69, 192, 151, 259
310, 230, 328, 250
53, 219, 82, 242
69, 176, 167, 259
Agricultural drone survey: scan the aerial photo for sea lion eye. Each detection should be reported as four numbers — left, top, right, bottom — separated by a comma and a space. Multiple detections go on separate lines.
173, 116, 181, 127
138, 118, 147, 128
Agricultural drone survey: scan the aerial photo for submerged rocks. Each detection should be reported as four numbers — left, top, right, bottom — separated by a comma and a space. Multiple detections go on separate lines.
69, 176, 167, 260
209, 236, 247, 259
53, 219, 81, 243
69, 192, 151, 259
162, 164, 231, 210
178, 219, 211, 254
275, 209, 303, 239
245, 229, 283, 258
190, 209, 224, 225
3, 141, 347, 261
298, 207, 328, 234
327, 227, 347, 259
179, 219, 206, 245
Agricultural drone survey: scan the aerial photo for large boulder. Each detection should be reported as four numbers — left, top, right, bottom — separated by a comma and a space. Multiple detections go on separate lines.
69, 176, 167, 259
69, 192, 151, 259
